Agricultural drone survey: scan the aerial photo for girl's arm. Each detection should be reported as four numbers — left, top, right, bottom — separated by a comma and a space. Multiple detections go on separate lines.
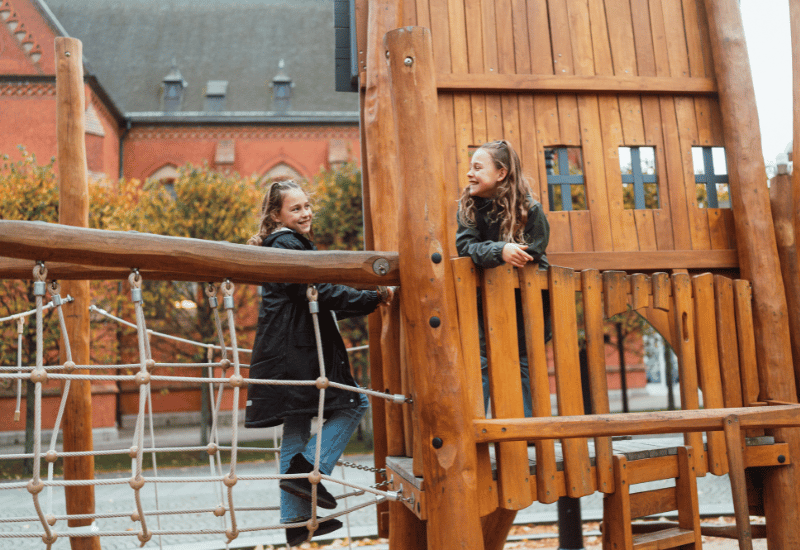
522, 201, 550, 264
317, 283, 381, 318
456, 215, 506, 268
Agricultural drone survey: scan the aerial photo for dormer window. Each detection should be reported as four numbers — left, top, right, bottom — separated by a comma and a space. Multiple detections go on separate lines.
271, 59, 294, 112
162, 59, 187, 113
205, 80, 228, 112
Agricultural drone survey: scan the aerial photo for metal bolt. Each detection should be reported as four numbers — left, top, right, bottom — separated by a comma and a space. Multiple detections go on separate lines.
431, 252, 442, 264
65, 51, 70, 57
432, 437, 443, 449
404, 57, 413, 66
373, 258, 389, 276
385, 50, 390, 59
778, 455, 786, 464
429, 316, 441, 328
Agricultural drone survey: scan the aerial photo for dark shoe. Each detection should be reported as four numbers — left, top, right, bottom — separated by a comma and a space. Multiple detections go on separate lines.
279, 453, 338, 509
286, 517, 343, 546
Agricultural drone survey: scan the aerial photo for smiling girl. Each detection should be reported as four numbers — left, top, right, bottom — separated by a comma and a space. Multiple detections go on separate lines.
245, 179, 393, 546
456, 140, 550, 417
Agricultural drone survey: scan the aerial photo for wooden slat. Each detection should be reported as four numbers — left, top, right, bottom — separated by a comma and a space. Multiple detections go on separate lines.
633, 527, 696, 549
675, 96, 712, 250
481, 0, 499, 74
482, 265, 534, 510
597, 94, 638, 252
446, 0, 468, 74
675, 446, 702, 548
587, 0, 613, 75
651, 272, 671, 311
547, 249, 738, 271
453, 93, 474, 197
577, 95, 613, 249
566, 0, 595, 76
546, 212, 573, 251
569, 211, 595, 252
692, 273, 727, 475
511, 0, 531, 74
428, 0, 451, 73
627, 455, 679, 485
434, 73, 719, 94
603, 271, 629, 317
723, 415, 755, 549
733, 280, 761, 405
630, 273, 649, 311
501, 94, 522, 153
518, 95, 542, 201
519, 265, 561, 503
439, 95, 460, 235
495, 0, 515, 74
640, 96, 676, 250
707, 208, 731, 250
463, 0, 483, 73
632, 0, 657, 78
629, 487, 677, 519
633, 210, 658, 252
451, 258, 499, 516
581, 269, 613, 493
662, 0, 690, 77
714, 275, 743, 408
670, 273, 706, 475
602, 455, 632, 548
549, 266, 595, 497
473, 404, 800, 442
658, 96, 693, 250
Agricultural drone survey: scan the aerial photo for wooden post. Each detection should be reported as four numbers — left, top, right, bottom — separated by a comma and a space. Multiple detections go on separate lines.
703, 1, 800, 546
386, 26, 485, 550
362, 0, 410, 540
55, 37, 101, 550
769, 173, 800, 384
791, 0, 800, 395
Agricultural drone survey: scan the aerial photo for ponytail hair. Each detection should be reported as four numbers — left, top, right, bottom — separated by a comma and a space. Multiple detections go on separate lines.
248, 179, 308, 246
457, 140, 533, 243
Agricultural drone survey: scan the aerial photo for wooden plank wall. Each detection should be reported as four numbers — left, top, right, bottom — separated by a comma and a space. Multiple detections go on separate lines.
392, 0, 736, 266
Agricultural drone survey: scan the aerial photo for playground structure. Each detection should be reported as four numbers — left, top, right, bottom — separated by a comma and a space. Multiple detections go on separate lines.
2, 0, 800, 549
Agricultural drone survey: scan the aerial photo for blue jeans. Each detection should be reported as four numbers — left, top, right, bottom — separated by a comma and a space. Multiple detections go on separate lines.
481, 354, 533, 418
279, 392, 369, 523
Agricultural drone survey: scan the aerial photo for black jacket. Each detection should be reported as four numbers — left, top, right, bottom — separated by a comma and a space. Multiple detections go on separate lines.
244, 230, 381, 428
456, 196, 551, 355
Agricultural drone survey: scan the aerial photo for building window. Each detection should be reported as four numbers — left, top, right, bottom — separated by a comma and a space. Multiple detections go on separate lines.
162, 60, 187, 113
620, 146, 658, 209
544, 147, 586, 211
692, 147, 730, 208
205, 80, 228, 112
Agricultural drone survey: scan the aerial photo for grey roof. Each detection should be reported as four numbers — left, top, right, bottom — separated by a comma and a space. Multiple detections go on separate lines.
42, 0, 359, 116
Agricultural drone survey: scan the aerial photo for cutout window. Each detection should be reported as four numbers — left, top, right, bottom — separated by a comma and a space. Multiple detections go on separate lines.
692, 147, 730, 208
620, 146, 658, 209
544, 147, 586, 211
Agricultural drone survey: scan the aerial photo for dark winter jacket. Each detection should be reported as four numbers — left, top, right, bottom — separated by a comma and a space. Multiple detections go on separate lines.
456, 195, 551, 356
244, 230, 382, 428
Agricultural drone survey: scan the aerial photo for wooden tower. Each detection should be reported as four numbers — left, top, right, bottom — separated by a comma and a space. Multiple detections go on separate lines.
356, 0, 800, 548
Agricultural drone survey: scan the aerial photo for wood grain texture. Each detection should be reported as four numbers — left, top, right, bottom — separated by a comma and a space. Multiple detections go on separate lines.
435, 73, 718, 94
713, 275, 743, 408
549, 266, 595, 497
0, 221, 399, 286
386, 26, 485, 549
519, 265, 561, 503
55, 37, 100, 549
483, 266, 534, 509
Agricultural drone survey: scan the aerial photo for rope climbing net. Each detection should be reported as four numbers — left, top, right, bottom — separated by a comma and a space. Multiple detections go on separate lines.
0, 264, 409, 549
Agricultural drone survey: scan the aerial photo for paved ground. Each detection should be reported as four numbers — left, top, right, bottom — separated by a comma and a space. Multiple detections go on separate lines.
0, 389, 752, 549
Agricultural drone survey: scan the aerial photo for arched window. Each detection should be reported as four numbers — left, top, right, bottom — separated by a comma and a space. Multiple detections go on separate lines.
260, 162, 303, 183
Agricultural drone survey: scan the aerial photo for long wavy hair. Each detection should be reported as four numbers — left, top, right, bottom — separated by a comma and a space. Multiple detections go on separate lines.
457, 140, 533, 243
247, 179, 311, 246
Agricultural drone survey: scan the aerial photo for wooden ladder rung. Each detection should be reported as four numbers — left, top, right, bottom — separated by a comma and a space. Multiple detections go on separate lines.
632, 526, 696, 550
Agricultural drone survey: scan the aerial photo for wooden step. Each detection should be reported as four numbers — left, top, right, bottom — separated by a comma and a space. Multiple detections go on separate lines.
632, 526, 696, 550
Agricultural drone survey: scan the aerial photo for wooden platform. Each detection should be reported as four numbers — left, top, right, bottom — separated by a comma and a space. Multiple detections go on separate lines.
386, 436, 788, 520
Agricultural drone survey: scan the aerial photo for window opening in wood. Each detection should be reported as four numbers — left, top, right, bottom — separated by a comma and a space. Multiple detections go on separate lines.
620, 146, 659, 209
692, 147, 730, 208
544, 147, 586, 211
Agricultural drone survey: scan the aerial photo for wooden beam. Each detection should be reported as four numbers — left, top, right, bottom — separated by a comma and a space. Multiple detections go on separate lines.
548, 250, 738, 271
435, 73, 716, 95
0, 221, 399, 286
705, 1, 800, 546
387, 26, 485, 550
473, 404, 800, 443
55, 37, 101, 550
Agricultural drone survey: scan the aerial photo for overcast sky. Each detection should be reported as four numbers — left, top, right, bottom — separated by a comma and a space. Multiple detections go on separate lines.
741, 0, 793, 164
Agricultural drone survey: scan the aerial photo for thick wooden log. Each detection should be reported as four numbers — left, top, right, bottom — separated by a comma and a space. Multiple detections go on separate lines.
473, 404, 800, 442
55, 37, 100, 550
704, 2, 800, 545
386, 26, 485, 550
769, 173, 800, 394
0, 221, 399, 286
